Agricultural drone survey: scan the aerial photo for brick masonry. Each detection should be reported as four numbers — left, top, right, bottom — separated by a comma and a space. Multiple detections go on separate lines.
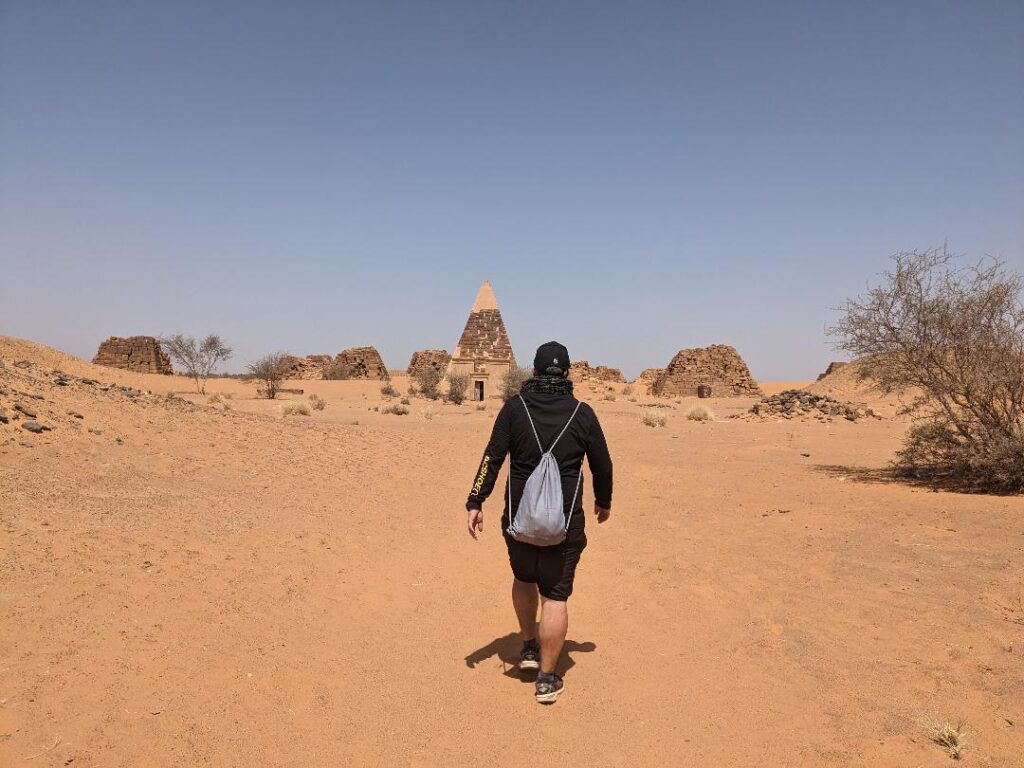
92, 336, 173, 375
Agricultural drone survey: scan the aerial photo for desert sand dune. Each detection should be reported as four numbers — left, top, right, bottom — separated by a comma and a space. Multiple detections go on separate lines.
2, 336, 1022, 766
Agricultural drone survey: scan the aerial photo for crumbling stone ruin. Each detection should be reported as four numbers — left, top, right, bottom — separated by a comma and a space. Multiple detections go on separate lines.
447, 281, 516, 401
92, 336, 173, 374
651, 345, 762, 398
334, 346, 388, 380
816, 361, 849, 381
742, 389, 878, 422
635, 368, 664, 388
569, 361, 626, 383
281, 355, 332, 380
407, 349, 451, 378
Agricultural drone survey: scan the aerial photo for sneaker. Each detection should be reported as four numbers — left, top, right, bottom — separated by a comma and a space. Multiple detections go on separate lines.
535, 673, 564, 704
518, 639, 540, 672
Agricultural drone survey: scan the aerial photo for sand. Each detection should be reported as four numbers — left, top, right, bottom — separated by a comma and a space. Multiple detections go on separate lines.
1, 336, 1022, 766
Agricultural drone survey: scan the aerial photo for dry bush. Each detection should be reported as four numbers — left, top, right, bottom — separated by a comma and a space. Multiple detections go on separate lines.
423, 407, 437, 420
400, 396, 411, 405
622, 383, 634, 396
381, 403, 409, 416
160, 333, 232, 394
323, 361, 356, 380
281, 401, 311, 417
603, 392, 616, 402
928, 720, 967, 760
446, 371, 469, 405
413, 367, 443, 400
246, 352, 290, 400
380, 382, 398, 397
475, 402, 486, 411
308, 393, 327, 411
627, 396, 637, 402
830, 249, 1024, 493
641, 409, 667, 428
500, 367, 533, 400
685, 405, 714, 422
206, 393, 224, 405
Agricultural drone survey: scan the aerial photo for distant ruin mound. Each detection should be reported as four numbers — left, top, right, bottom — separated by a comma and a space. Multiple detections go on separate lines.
333, 346, 388, 380
92, 336, 173, 375
569, 361, 626, 383
816, 361, 849, 381
281, 354, 332, 380
651, 345, 762, 398
635, 368, 664, 387
407, 349, 451, 378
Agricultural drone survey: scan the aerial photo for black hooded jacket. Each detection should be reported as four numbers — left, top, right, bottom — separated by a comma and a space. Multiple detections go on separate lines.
466, 387, 613, 533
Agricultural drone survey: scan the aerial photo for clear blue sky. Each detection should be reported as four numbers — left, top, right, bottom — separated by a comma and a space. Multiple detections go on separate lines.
2, 1, 1022, 379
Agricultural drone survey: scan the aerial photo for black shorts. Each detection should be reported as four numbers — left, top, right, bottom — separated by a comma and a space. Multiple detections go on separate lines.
503, 526, 587, 601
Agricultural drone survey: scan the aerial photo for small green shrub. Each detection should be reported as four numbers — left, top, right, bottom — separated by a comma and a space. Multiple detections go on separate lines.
500, 367, 533, 401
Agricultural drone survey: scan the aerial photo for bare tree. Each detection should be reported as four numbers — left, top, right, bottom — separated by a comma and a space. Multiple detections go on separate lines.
500, 367, 533, 401
160, 334, 233, 394
829, 248, 1024, 492
413, 367, 443, 400
446, 371, 469, 405
246, 352, 290, 399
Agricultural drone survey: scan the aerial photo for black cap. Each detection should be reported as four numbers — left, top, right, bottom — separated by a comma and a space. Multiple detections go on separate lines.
533, 341, 570, 376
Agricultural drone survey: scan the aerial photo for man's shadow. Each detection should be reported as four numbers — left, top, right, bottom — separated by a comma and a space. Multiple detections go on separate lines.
465, 632, 596, 681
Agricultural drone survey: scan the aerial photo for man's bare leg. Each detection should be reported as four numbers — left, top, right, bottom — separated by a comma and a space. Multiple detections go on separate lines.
538, 597, 568, 674
511, 578, 539, 641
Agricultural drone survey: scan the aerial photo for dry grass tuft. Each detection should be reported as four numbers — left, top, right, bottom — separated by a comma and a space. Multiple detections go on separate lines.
641, 409, 667, 428
622, 383, 634, 396
281, 401, 311, 417
475, 403, 486, 411
928, 720, 967, 759
308, 393, 327, 411
685, 405, 714, 422
380, 383, 398, 398
381, 403, 409, 416
603, 392, 616, 402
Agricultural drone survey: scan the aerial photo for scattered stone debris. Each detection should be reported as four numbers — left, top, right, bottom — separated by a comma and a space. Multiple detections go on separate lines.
67, 411, 84, 419
14, 360, 32, 369
14, 403, 37, 418
22, 421, 50, 433
741, 389, 879, 422
0, 409, 8, 424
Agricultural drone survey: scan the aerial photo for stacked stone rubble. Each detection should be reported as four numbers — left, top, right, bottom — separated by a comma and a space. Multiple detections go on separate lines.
407, 349, 451, 378
92, 336, 173, 375
281, 355, 332, 380
651, 345, 762, 398
334, 346, 389, 380
743, 389, 878, 422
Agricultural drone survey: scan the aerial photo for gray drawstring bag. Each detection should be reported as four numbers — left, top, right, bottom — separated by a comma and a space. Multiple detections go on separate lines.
506, 395, 583, 547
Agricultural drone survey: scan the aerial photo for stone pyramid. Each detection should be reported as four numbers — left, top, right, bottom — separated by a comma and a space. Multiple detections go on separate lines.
448, 282, 516, 398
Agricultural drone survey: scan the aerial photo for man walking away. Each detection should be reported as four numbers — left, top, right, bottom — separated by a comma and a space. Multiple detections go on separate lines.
466, 341, 613, 704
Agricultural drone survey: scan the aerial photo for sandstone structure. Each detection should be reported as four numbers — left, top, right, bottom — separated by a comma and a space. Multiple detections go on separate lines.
447, 281, 516, 401
816, 361, 849, 381
92, 336, 173, 375
334, 347, 388, 380
407, 349, 451, 378
635, 368, 664, 388
652, 345, 762, 398
569, 361, 625, 384
281, 355, 332, 380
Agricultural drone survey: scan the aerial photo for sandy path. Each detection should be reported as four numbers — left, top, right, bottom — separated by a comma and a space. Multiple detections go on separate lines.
1, 340, 1022, 766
